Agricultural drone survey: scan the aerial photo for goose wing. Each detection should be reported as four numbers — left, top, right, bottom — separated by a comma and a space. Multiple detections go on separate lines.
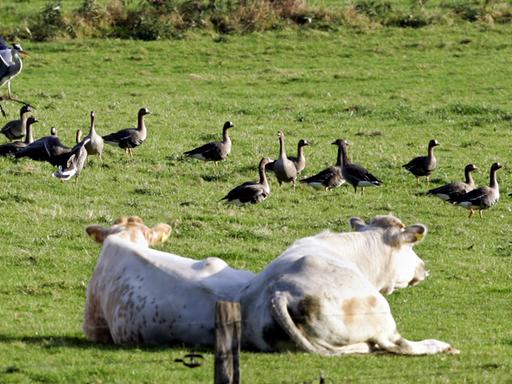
344, 163, 382, 186
184, 141, 223, 161
103, 128, 134, 144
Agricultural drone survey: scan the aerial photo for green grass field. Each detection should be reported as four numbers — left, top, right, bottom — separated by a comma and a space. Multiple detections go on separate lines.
1, 13, 512, 384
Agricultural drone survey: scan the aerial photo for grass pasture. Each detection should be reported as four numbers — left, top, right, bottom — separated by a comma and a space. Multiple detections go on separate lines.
1, 22, 512, 383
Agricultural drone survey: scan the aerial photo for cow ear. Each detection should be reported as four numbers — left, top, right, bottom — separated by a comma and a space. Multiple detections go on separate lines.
149, 223, 172, 246
86, 225, 108, 243
397, 224, 427, 245
349, 217, 366, 231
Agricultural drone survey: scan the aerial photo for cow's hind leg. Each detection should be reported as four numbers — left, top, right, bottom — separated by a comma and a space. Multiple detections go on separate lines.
375, 332, 459, 355
327, 342, 373, 355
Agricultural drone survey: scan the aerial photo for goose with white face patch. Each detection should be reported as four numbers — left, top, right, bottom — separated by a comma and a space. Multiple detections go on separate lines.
184, 121, 234, 162
455, 162, 502, 218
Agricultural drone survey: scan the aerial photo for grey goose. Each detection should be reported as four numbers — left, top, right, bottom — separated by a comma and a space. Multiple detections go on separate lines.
15, 127, 71, 167
273, 130, 298, 187
455, 162, 502, 218
300, 140, 345, 191
427, 163, 477, 203
221, 157, 271, 205
339, 139, 383, 194
0, 104, 31, 140
403, 139, 440, 186
184, 121, 234, 161
0, 116, 37, 156
83, 110, 104, 160
103, 107, 150, 157
53, 138, 91, 182
267, 139, 310, 174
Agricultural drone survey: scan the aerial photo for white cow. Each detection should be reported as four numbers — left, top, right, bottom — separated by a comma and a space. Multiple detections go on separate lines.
238, 215, 458, 355
84, 216, 255, 345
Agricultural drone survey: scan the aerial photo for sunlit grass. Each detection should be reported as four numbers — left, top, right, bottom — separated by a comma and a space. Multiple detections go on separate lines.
0, 24, 511, 383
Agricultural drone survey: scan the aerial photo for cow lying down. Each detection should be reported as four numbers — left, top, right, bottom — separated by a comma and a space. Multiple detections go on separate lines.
239, 215, 458, 355
84, 216, 255, 345
84, 215, 458, 355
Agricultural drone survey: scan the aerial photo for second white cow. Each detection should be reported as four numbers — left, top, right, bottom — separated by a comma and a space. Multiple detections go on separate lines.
238, 215, 458, 355
84, 216, 255, 346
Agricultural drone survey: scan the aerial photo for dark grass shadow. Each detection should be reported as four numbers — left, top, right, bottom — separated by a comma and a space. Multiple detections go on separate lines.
0, 334, 211, 353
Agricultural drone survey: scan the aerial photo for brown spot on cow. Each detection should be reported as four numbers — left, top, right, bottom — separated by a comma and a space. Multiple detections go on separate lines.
342, 296, 378, 325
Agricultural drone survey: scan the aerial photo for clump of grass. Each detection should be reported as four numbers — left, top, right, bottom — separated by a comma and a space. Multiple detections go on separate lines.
2, 0, 511, 41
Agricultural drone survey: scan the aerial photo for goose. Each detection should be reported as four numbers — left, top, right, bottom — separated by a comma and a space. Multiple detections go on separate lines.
273, 130, 297, 187
403, 139, 440, 186
103, 107, 150, 157
53, 138, 91, 182
184, 121, 234, 161
221, 157, 271, 205
15, 128, 71, 166
0, 116, 37, 156
0, 38, 26, 100
455, 162, 502, 218
267, 139, 310, 174
300, 140, 345, 191
339, 139, 382, 194
0, 104, 31, 140
84, 110, 104, 160
427, 163, 477, 203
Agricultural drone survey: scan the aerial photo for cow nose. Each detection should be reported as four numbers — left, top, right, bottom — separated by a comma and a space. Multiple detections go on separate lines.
409, 265, 428, 286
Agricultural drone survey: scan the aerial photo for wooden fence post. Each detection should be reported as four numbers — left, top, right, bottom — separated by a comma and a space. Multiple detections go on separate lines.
214, 301, 241, 384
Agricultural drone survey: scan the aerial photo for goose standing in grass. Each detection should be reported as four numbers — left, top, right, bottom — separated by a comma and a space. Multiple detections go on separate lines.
221, 157, 271, 205
403, 139, 440, 186
1, 104, 31, 140
267, 139, 310, 174
455, 162, 502, 218
184, 121, 234, 162
0, 116, 37, 156
427, 163, 477, 203
103, 107, 150, 157
300, 140, 345, 191
339, 139, 382, 194
15, 128, 71, 166
273, 131, 297, 188
53, 138, 91, 182
83, 110, 104, 160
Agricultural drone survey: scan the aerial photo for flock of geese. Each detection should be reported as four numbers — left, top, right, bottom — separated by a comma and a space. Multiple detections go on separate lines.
0, 105, 150, 180
0, 104, 503, 217
181, 120, 502, 218
0, 37, 504, 218
0, 104, 503, 218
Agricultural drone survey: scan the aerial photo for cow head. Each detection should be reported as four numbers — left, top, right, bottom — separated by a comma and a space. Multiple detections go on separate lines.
86, 216, 172, 247
349, 215, 428, 294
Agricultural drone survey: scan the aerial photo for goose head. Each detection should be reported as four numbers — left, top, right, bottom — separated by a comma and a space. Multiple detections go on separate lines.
428, 139, 440, 149
465, 163, 478, 173
298, 139, 310, 147
223, 121, 234, 130
138, 107, 151, 116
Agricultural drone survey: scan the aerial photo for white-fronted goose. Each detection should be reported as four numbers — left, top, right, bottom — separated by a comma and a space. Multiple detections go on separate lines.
268, 139, 310, 173
339, 139, 382, 194
53, 138, 91, 182
84, 110, 104, 160
0, 116, 37, 156
300, 140, 345, 191
427, 163, 477, 203
15, 128, 71, 166
273, 131, 298, 187
184, 121, 234, 161
221, 157, 271, 205
103, 107, 150, 157
0, 104, 31, 140
403, 139, 440, 186
455, 162, 502, 218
